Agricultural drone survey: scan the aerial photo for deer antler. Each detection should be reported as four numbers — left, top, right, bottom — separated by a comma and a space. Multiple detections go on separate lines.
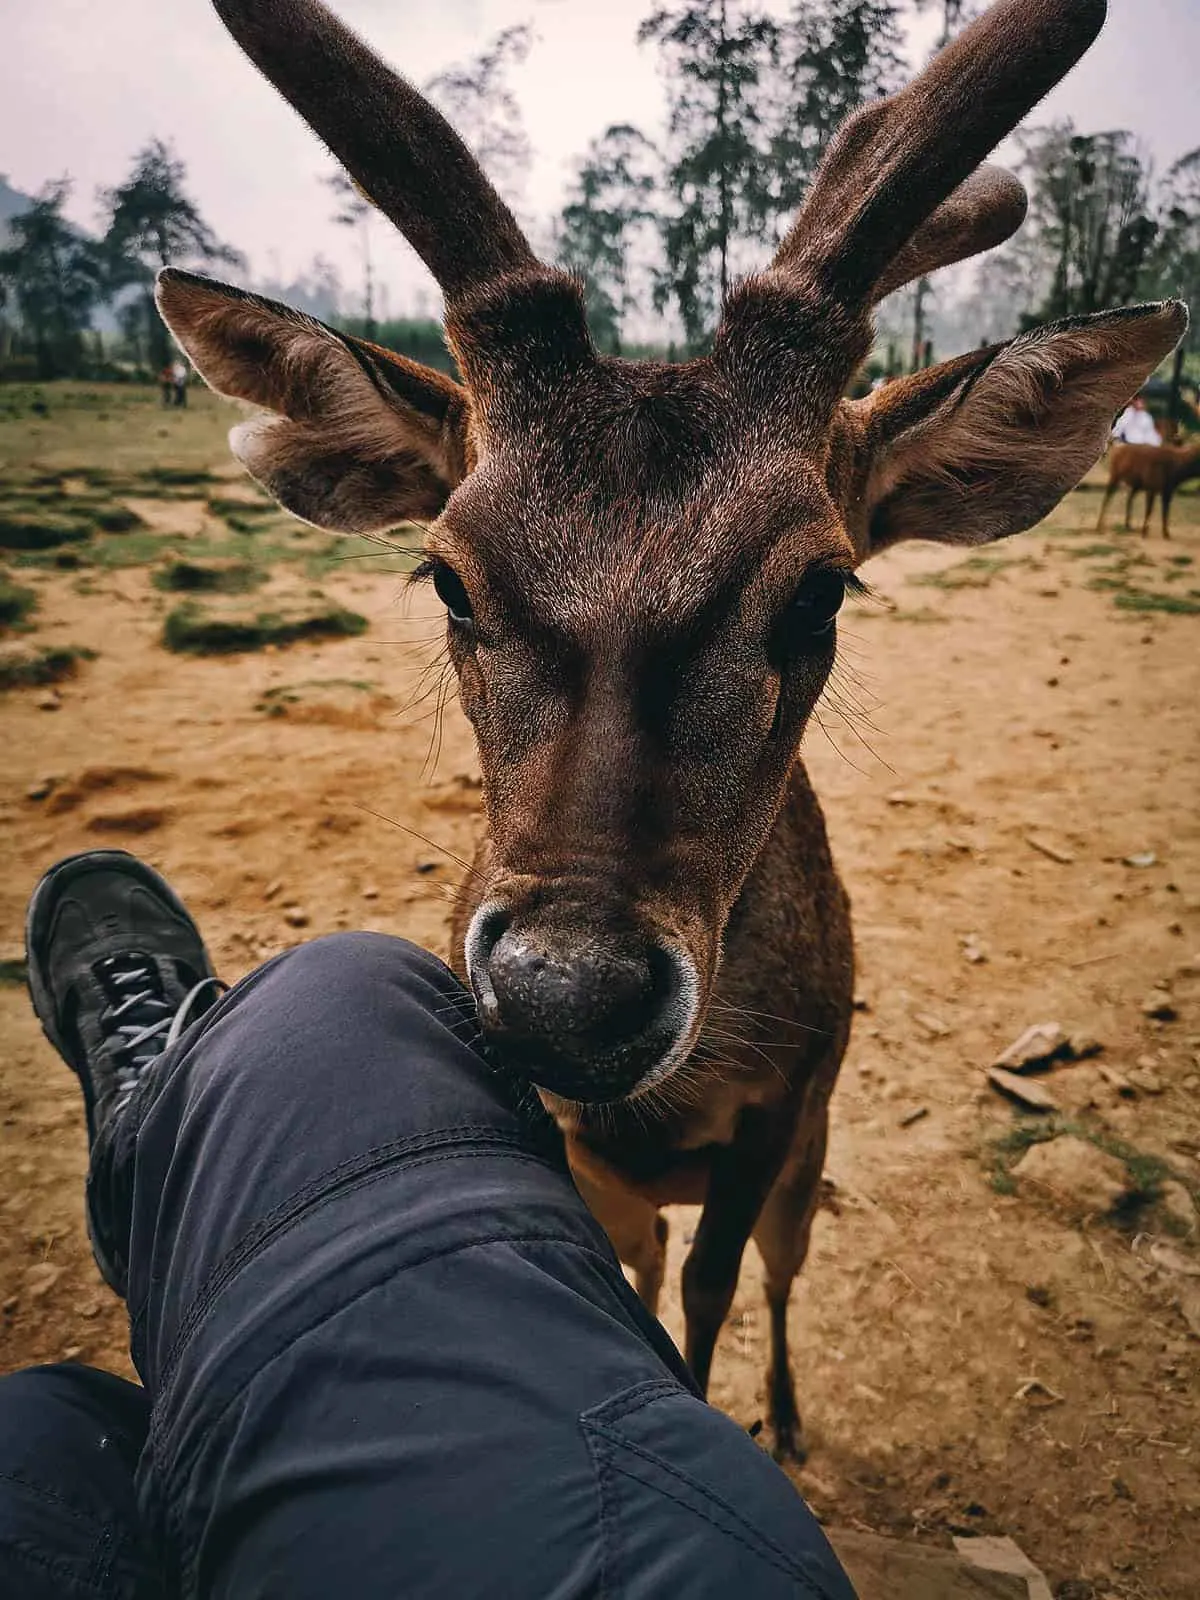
211, 0, 536, 302
755, 0, 1104, 313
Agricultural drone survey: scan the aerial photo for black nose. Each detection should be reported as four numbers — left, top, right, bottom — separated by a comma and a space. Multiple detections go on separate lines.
471, 914, 687, 1101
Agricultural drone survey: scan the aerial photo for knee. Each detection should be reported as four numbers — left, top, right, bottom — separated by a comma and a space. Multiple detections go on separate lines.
268, 932, 465, 1007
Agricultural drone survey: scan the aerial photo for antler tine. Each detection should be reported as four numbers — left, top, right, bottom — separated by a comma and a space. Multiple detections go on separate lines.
212, 0, 537, 301
772, 0, 1106, 305
871, 165, 1027, 303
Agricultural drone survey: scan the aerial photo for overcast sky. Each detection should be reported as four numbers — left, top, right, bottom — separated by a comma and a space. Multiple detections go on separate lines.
3, 0, 1198, 319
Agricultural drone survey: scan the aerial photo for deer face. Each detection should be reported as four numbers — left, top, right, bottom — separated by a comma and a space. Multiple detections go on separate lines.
424, 360, 857, 1097
160, 0, 1186, 1104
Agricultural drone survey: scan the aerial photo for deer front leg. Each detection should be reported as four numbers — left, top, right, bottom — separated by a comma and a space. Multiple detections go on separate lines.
752, 1104, 830, 1463
1161, 490, 1173, 540
682, 1108, 788, 1398
570, 1160, 668, 1315
1142, 489, 1157, 537
1096, 480, 1116, 531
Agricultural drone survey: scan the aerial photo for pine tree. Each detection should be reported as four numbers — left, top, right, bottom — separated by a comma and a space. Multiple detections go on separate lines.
639, 0, 779, 350
0, 180, 105, 378
558, 125, 658, 353
101, 139, 243, 367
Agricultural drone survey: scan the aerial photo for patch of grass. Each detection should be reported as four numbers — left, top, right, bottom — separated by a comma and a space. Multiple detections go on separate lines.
0, 644, 97, 691
1167, 554, 1194, 567
86, 531, 181, 569
91, 504, 146, 534
142, 465, 216, 489
163, 600, 369, 655
1063, 541, 1122, 559
0, 950, 28, 985
0, 578, 38, 630
909, 555, 1024, 590
884, 606, 950, 624
153, 559, 263, 594
1114, 589, 1200, 616
0, 508, 93, 550
985, 1113, 1197, 1218
255, 677, 377, 716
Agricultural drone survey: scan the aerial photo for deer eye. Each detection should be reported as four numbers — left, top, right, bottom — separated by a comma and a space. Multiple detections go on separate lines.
433, 563, 474, 627
773, 568, 848, 660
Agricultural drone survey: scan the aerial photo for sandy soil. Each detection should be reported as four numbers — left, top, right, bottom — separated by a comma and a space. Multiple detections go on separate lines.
2, 388, 1199, 1597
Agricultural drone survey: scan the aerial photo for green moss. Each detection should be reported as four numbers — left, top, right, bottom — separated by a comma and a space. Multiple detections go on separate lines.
163, 601, 369, 655
0, 509, 93, 550
0, 644, 97, 691
1114, 589, 1200, 615
0, 578, 38, 629
152, 559, 262, 594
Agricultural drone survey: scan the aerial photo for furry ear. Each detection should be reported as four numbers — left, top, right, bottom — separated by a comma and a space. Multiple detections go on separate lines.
155, 268, 471, 532
840, 301, 1188, 557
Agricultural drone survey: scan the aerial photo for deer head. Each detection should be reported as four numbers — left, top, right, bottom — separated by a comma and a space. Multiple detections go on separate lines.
160, 0, 1186, 1105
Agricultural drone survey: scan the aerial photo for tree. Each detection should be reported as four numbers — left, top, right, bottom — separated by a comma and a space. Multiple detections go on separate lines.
327, 170, 375, 339
558, 124, 659, 352
769, 0, 904, 226
101, 139, 243, 367
1015, 124, 1156, 324
425, 25, 535, 208
639, 0, 779, 349
1145, 148, 1200, 428
0, 179, 104, 378
910, 0, 978, 51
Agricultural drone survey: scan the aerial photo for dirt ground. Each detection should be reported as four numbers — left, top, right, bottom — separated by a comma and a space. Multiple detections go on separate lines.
2, 384, 1199, 1598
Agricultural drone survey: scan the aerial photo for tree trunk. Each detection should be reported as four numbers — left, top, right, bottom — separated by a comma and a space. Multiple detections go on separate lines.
910, 278, 929, 373
1167, 341, 1186, 436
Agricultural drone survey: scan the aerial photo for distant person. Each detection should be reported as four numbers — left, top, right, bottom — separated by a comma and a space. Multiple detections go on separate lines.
1111, 393, 1161, 447
157, 361, 174, 408
171, 358, 189, 408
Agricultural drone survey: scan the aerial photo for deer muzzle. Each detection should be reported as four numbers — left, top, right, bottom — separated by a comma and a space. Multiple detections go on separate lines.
466, 903, 699, 1102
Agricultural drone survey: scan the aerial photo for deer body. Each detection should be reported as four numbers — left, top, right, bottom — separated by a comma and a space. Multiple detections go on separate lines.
1098, 440, 1200, 537
452, 759, 852, 1452
160, 0, 1186, 1459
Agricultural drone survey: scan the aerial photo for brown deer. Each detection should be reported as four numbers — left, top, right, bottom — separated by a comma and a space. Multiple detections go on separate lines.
157, 0, 1186, 1459
1097, 440, 1200, 538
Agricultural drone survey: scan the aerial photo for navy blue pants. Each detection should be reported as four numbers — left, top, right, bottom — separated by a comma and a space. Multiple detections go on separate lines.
0, 934, 855, 1598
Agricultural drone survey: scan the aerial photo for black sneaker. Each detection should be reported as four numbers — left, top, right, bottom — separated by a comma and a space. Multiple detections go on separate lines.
26, 849, 223, 1153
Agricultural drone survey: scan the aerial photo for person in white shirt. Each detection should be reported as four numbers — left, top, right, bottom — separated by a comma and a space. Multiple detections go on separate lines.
1111, 394, 1161, 447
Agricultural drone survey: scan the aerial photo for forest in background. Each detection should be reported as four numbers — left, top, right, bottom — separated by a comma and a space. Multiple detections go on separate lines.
2, 0, 1197, 415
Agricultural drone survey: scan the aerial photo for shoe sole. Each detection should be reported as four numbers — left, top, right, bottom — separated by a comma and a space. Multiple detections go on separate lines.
25, 848, 216, 1079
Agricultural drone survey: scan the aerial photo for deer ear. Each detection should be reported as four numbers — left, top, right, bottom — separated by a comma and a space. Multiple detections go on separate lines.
848, 302, 1188, 556
155, 268, 470, 533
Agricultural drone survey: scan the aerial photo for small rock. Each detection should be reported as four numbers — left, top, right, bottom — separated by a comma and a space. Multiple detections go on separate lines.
0, 945, 28, 984
2, 1296, 18, 1315
1025, 1284, 1053, 1308
1026, 833, 1075, 865
1098, 1063, 1136, 1097
62, 1345, 83, 1362
415, 860, 439, 875
885, 790, 915, 806
284, 908, 310, 929
898, 1105, 929, 1129
960, 933, 988, 964
262, 880, 283, 902
23, 1263, 62, 1300
914, 1011, 951, 1039
851, 992, 870, 1012
36, 693, 61, 712
1128, 1066, 1165, 1095
1123, 851, 1157, 868
993, 1021, 1069, 1073
1014, 1135, 1130, 1215
1142, 991, 1179, 1022
1066, 1031, 1103, 1061
26, 778, 55, 801
361, 885, 380, 901
987, 1067, 1059, 1112
1161, 1181, 1197, 1235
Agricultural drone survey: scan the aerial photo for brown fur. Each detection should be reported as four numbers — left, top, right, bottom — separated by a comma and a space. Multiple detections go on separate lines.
159, 0, 1189, 1458
1097, 440, 1200, 538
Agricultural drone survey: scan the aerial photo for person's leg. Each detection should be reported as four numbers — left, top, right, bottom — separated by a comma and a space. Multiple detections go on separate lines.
25, 852, 856, 1600
0, 1363, 158, 1599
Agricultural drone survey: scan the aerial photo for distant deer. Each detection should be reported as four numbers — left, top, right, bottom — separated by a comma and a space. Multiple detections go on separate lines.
157, 0, 1186, 1458
1097, 440, 1200, 538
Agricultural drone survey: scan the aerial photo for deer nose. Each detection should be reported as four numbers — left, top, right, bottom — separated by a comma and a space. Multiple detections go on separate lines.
468, 910, 690, 1101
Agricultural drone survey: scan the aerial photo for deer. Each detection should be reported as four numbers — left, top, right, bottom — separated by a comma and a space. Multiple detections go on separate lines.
156, 0, 1186, 1460
1097, 439, 1200, 538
